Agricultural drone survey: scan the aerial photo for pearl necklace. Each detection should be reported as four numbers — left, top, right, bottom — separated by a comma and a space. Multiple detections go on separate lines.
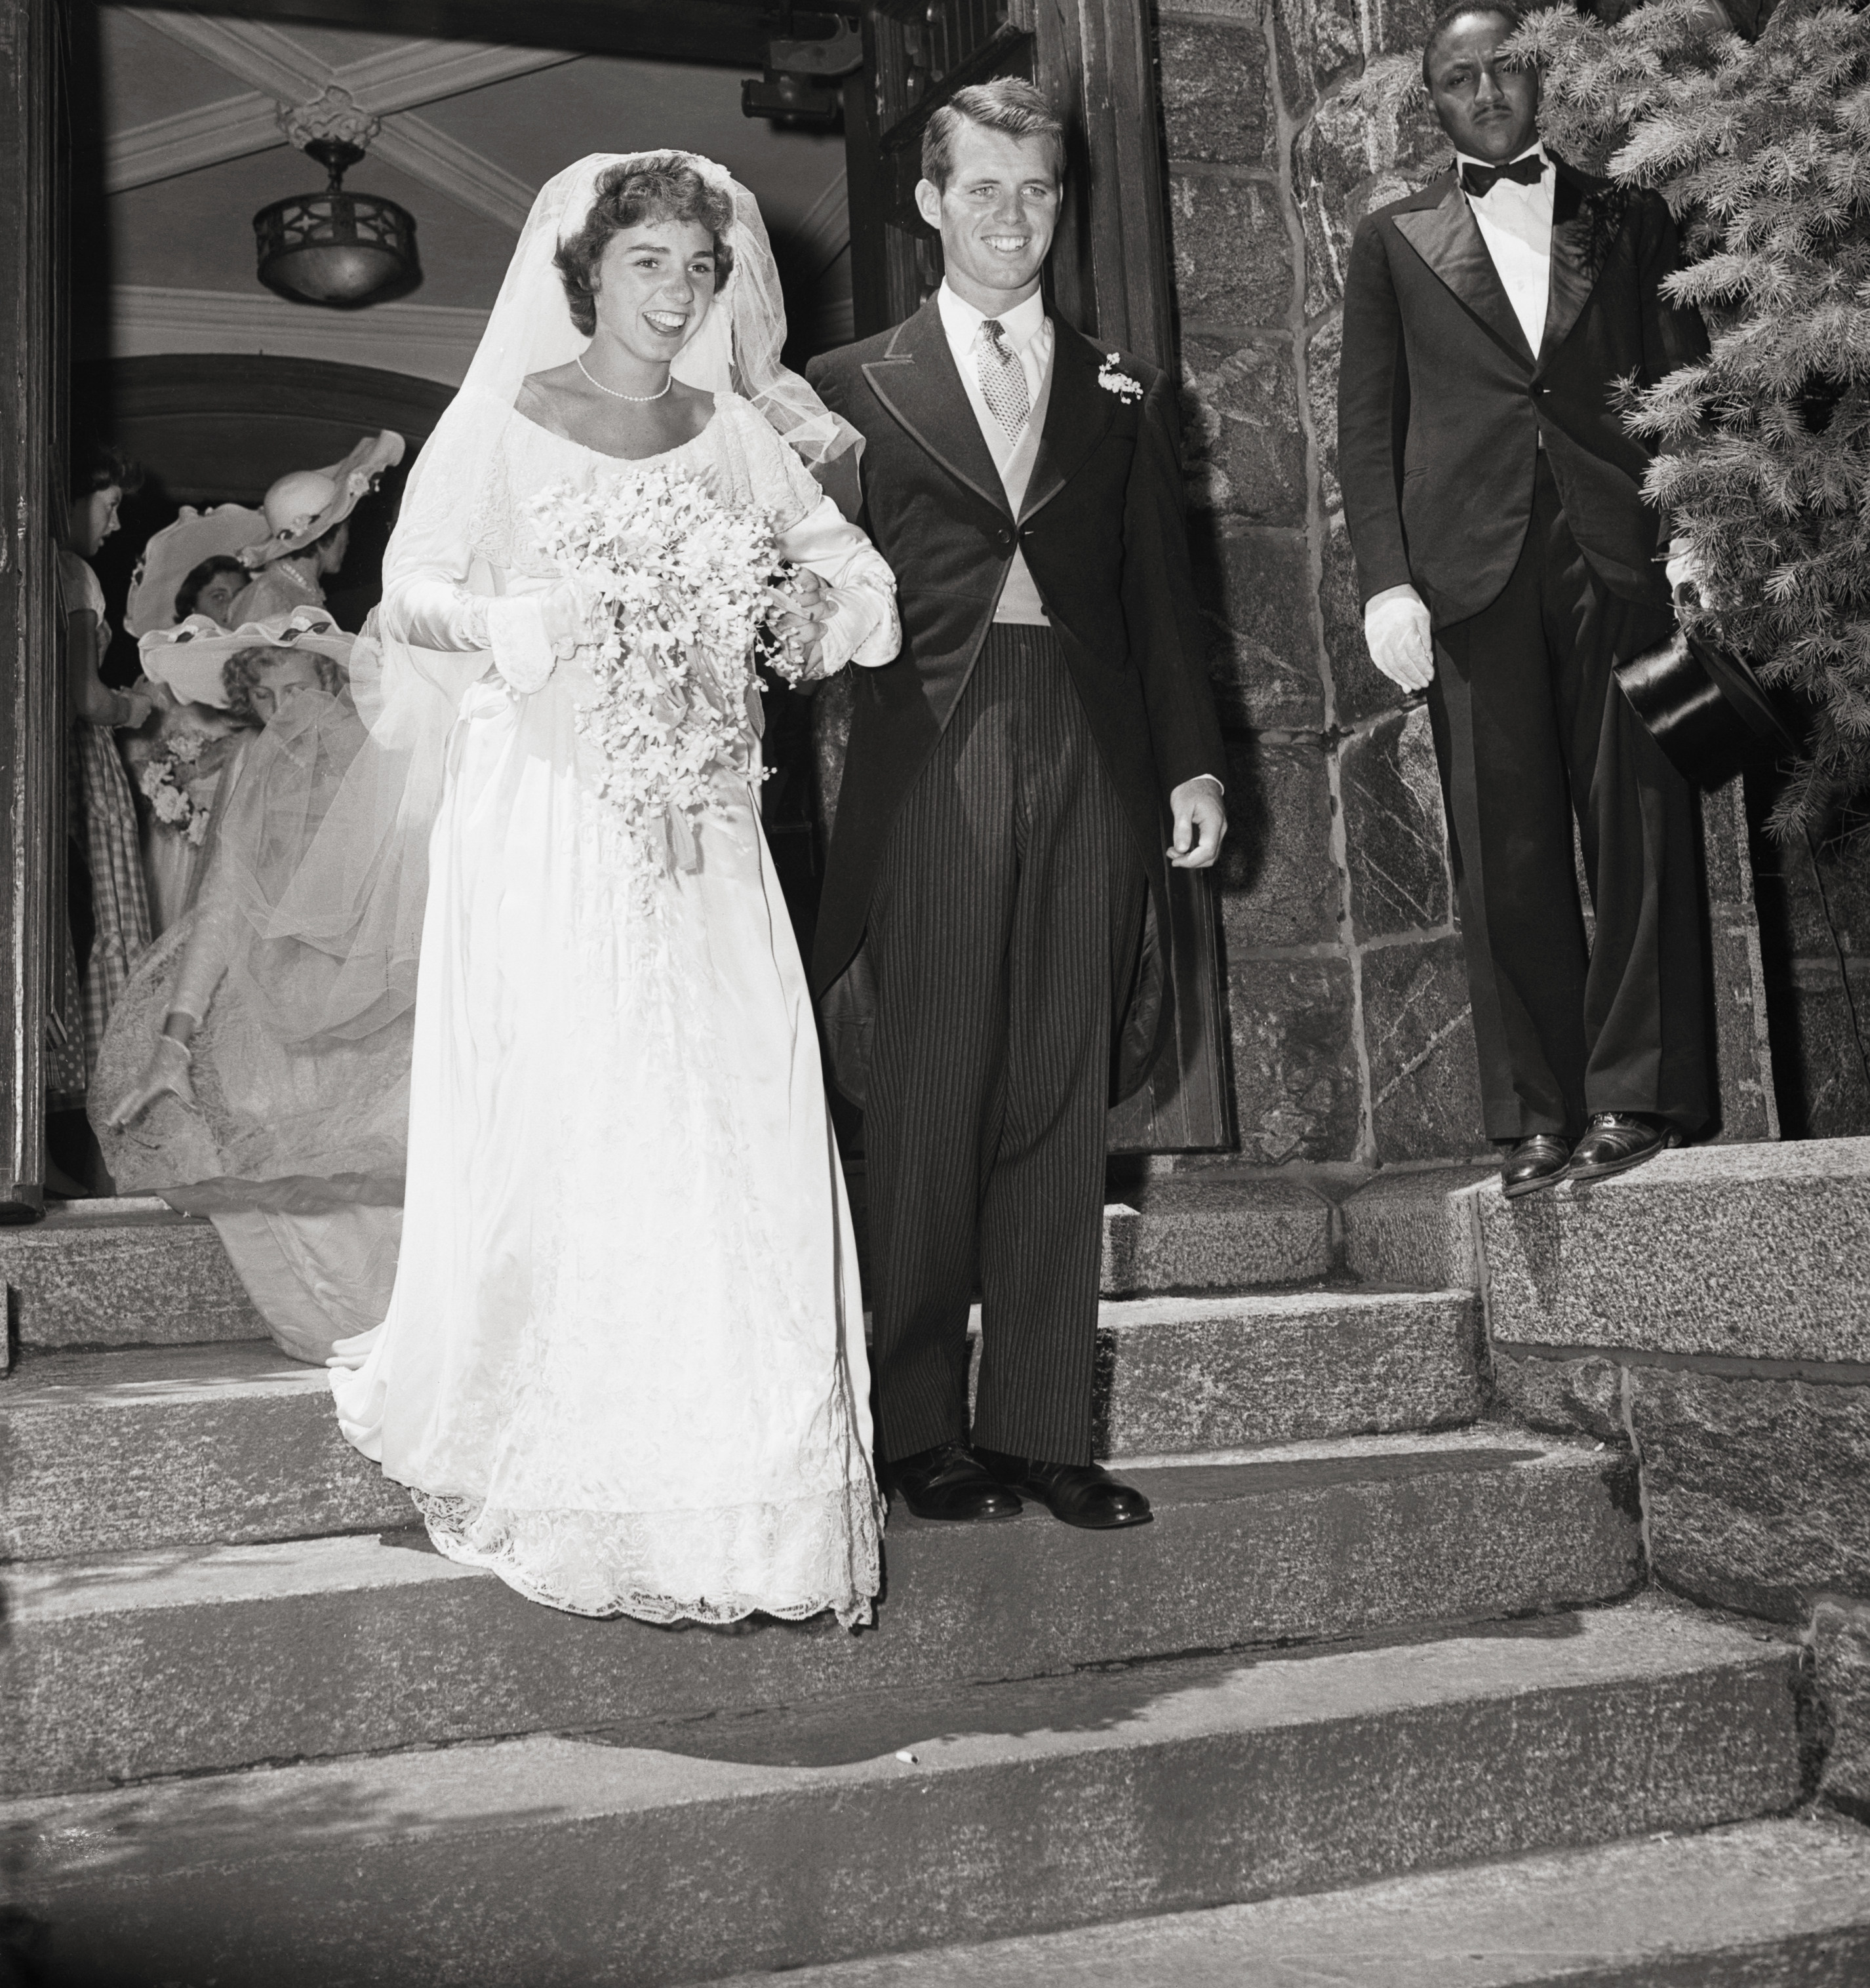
577, 353, 673, 402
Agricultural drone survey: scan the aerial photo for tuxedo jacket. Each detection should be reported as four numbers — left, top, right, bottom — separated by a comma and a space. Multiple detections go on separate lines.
805, 296, 1223, 1102
1338, 156, 1709, 626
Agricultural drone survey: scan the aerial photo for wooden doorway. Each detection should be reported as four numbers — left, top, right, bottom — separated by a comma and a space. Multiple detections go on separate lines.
0, 0, 1223, 1218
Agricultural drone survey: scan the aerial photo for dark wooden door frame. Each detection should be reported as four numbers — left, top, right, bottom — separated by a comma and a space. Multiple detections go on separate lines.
1, 0, 63, 1218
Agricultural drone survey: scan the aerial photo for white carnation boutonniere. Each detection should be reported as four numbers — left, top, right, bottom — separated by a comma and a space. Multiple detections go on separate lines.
1097, 353, 1145, 403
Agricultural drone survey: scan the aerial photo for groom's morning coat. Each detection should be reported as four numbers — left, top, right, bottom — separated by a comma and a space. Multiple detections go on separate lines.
806, 296, 1224, 1101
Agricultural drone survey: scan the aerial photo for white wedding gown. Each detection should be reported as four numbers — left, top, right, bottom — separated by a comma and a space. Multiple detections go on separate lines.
330, 395, 892, 1625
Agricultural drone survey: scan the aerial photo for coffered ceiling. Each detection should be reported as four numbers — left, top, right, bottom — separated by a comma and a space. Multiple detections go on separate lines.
90, 5, 853, 382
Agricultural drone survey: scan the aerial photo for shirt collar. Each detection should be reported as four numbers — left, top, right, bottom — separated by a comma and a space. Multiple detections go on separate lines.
1453, 139, 1550, 183
938, 280, 1047, 348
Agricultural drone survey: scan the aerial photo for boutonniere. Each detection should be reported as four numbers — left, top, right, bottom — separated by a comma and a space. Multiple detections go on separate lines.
1097, 353, 1144, 403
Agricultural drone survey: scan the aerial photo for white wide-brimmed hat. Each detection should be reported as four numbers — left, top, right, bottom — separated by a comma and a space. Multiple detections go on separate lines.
125, 504, 269, 638
241, 431, 406, 568
138, 606, 355, 709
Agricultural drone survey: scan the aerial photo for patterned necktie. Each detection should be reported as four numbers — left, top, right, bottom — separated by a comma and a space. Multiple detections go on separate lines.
1460, 153, 1545, 200
975, 318, 1030, 439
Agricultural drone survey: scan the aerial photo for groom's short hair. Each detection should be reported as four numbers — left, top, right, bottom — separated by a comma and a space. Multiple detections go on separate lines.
923, 79, 1066, 191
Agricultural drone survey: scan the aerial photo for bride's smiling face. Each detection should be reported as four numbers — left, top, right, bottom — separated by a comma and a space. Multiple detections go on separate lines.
590, 219, 719, 365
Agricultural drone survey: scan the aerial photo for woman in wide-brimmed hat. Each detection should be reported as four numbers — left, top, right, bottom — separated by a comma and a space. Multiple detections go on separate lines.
123, 505, 271, 932
96, 608, 409, 1366
231, 431, 405, 626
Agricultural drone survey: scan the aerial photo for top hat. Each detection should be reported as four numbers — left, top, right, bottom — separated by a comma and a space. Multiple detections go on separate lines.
1614, 626, 1802, 789
240, 431, 405, 568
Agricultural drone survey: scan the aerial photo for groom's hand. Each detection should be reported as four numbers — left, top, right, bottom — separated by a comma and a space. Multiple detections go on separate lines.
1168, 776, 1227, 869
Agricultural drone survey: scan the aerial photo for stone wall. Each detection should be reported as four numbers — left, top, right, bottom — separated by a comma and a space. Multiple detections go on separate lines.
1154, 0, 1779, 1163
1477, 1138, 1870, 1817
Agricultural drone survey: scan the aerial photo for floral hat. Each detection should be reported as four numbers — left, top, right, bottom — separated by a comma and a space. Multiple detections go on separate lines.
138, 606, 354, 709
240, 431, 405, 568
125, 503, 269, 638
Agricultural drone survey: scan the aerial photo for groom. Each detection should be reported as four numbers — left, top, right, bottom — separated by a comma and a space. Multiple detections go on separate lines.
808, 79, 1226, 1530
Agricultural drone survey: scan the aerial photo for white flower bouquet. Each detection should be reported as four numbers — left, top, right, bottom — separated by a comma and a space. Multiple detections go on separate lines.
528, 461, 809, 879
136, 729, 216, 848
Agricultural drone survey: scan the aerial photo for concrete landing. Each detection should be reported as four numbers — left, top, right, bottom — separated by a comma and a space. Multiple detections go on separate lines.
5, 1604, 1802, 1987
702, 1812, 1870, 1987
3, 1430, 1641, 1795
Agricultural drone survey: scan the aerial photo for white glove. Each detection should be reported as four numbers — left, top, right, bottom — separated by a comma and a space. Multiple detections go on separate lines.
1364, 584, 1435, 692
107, 1033, 195, 1128
1665, 534, 1706, 608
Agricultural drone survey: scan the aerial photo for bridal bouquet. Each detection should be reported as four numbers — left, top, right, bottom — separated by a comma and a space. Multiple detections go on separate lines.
136, 730, 215, 848
528, 462, 808, 879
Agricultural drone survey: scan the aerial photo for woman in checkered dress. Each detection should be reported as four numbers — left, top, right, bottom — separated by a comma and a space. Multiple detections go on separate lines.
60, 445, 156, 1090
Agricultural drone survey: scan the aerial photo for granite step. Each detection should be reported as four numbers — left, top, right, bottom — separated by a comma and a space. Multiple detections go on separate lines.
5, 1602, 1802, 1987
0, 1199, 263, 1349
1478, 1134, 1870, 1362
701, 1811, 1870, 1988
1, 1289, 1482, 1561
1, 1180, 1345, 1355
3, 1429, 1641, 1796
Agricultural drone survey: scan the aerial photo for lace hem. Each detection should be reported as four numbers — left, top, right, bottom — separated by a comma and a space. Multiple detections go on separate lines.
410, 1477, 885, 1631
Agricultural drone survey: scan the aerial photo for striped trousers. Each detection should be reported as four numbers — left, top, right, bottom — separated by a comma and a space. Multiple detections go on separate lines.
864, 624, 1145, 1465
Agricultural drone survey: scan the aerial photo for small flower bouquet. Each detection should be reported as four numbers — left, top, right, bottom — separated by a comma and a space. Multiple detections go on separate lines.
528, 462, 811, 881
136, 730, 215, 848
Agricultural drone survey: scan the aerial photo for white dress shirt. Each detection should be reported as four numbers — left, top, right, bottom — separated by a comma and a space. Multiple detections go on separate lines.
1456, 141, 1554, 359
936, 280, 1053, 626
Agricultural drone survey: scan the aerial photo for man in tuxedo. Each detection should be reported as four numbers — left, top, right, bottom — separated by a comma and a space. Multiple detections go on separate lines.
1338, 2, 1712, 1198
808, 79, 1225, 1527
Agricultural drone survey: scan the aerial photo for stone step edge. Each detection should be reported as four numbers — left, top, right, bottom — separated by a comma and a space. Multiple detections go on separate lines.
5, 1607, 1803, 1988
3, 1433, 1643, 1798
5, 1426, 1618, 1622
697, 1811, 1870, 1988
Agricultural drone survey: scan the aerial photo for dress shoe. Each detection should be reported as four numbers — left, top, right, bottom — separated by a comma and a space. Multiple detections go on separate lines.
1500, 1134, 1572, 1199
1566, 1111, 1669, 1184
974, 1449, 1152, 1530
885, 1442, 1023, 1522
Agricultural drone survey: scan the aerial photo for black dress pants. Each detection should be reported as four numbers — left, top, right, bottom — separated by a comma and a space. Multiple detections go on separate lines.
864, 624, 1146, 1465
1428, 454, 1711, 1142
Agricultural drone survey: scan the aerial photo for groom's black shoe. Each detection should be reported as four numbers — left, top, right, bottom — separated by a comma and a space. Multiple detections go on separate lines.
886, 1442, 1024, 1522
974, 1450, 1152, 1531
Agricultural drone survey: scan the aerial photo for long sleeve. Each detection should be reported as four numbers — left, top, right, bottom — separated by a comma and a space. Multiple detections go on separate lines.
1338, 217, 1416, 606
1120, 368, 1227, 795
377, 408, 557, 696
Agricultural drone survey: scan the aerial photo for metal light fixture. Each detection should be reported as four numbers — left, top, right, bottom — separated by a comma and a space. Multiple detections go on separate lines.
254, 93, 419, 309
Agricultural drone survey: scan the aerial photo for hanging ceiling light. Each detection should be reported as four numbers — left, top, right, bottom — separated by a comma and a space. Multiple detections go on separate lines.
254, 93, 419, 309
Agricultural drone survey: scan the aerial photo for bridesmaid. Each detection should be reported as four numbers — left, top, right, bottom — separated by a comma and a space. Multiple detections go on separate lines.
60, 445, 157, 1078
125, 506, 268, 933
231, 433, 403, 626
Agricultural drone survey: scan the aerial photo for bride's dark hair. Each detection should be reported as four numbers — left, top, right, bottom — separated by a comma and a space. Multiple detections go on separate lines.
554, 157, 736, 337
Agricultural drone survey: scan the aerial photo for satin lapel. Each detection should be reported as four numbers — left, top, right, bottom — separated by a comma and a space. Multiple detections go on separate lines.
1392, 178, 1536, 368
1020, 324, 1118, 523
1539, 165, 1605, 368
860, 298, 1010, 519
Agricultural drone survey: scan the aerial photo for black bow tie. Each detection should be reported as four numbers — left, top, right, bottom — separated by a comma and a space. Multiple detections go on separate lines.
1460, 153, 1545, 199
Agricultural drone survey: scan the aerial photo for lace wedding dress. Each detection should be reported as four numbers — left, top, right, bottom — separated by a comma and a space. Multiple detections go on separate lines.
328, 392, 893, 1625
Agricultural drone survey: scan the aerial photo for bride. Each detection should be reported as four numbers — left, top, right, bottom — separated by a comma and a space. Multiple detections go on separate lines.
328, 152, 898, 1627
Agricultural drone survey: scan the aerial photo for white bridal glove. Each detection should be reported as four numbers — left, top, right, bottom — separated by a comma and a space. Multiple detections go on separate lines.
1363, 584, 1435, 693
107, 1032, 195, 1128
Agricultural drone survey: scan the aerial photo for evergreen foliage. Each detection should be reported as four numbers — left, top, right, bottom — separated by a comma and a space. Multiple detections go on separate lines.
1518, 0, 1870, 837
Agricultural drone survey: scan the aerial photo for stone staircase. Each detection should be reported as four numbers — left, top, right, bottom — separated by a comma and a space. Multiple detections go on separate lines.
2, 1160, 1867, 1985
